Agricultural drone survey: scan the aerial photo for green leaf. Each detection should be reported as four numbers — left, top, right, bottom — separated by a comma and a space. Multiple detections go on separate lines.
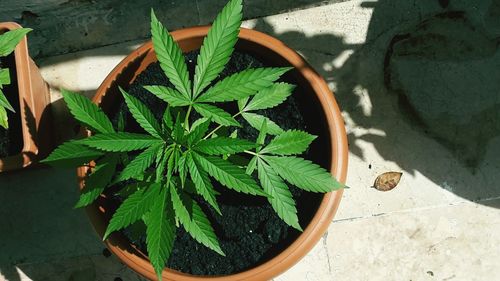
257, 158, 301, 230
246, 156, 257, 175
151, 10, 192, 99
156, 147, 171, 182
178, 152, 188, 188
114, 144, 163, 183
0, 88, 14, 112
256, 118, 267, 147
237, 97, 249, 111
120, 87, 162, 138
117, 111, 125, 132
62, 89, 115, 134
264, 156, 345, 193
78, 132, 162, 152
170, 187, 224, 255
186, 153, 221, 214
144, 186, 175, 280
0, 105, 7, 129
162, 106, 173, 130
261, 130, 316, 155
194, 137, 255, 155
41, 141, 103, 167
75, 155, 118, 208
0, 28, 31, 56
144, 85, 191, 107
241, 112, 283, 135
171, 112, 186, 143
196, 67, 292, 103
104, 182, 161, 239
193, 103, 239, 127
193, 0, 242, 97
0, 68, 10, 86
191, 152, 267, 196
244, 83, 295, 111
187, 118, 210, 145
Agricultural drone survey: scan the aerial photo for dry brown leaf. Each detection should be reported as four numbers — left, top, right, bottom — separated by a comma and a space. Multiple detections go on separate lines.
373, 172, 402, 191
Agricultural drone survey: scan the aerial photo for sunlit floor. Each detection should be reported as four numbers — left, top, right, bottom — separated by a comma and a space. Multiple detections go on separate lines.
1, 0, 500, 280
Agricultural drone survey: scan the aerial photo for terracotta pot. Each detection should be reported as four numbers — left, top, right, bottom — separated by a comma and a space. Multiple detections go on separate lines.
78, 26, 348, 280
0, 22, 52, 172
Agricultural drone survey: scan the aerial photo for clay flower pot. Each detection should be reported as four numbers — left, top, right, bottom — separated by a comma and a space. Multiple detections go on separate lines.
0, 22, 52, 172
78, 26, 348, 280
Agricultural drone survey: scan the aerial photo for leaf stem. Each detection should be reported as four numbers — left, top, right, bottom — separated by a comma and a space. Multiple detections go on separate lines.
184, 104, 193, 131
203, 111, 242, 139
244, 150, 257, 156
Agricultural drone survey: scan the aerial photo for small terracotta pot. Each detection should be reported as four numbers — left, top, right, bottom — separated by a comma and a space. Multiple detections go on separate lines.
78, 26, 348, 280
0, 22, 52, 172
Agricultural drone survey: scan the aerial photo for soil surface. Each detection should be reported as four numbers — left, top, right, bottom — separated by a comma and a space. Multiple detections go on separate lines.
109, 50, 323, 275
0, 54, 23, 158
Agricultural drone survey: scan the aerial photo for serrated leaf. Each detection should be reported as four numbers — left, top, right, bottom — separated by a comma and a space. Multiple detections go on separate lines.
264, 156, 345, 193
196, 67, 292, 103
144, 85, 191, 107
178, 152, 188, 188
193, 0, 242, 97
171, 112, 186, 143
256, 118, 267, 147
114, 144, 163, 183
261, 130, 316, 155
0, 87, 14, 112
237, 97, 249, 111
244, 83, 295, 111
186, 153, 221, 214
62, 89, 115, 134
151, 10, 191, 99
162, 106, 173, 130
0, 104, 7, 129
191, 152, 267, 196
187, 118, 210, 145
78, 132, 162, 152
41, 141, 103, 167
0, 68, 10, 86
156, 147, 171, 182
194, 137, 255, 155
0, 28, 31, 56
75, 155, 118, 208
246, 156, 257, 175
170, 186, 224, 255
104, 182, 161, 239
144, 185, 175, 280
120, 87, 162, 138
241, 112, 283, 135
257, 158, 301, 230
117, 111, 125, 132
193, 103, 239, 127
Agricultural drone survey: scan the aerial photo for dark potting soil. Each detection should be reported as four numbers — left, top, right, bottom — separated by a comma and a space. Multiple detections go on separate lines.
0, 54, 23, 158
108, 50, 324, 276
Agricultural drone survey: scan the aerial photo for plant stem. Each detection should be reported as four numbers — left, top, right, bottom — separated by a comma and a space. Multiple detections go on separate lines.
203, 111, 243, 139
184, 104, 192, 131
244, 150, 258, 156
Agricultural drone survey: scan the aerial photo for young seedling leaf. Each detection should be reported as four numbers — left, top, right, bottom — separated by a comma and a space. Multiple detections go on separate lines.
144, 85, 191, 107
241, 112, 283, 135
191, 152, 268, 197
194, 137, 255, 155
170, 186, 224, 255
120, 87, 162, 138
196, 67, 292, 103
244, 83, 295, 111
151, 10, 192, 99
104, 182, 161, 239
78, 132, 162, 152
114, 144, 163, 183
187, 118, 211, 145
144, 185, 176, 280
186, 153, 221, 214
193, 0, 242, 97
41, 141, 104, 167
62, 89, 115, 134
0, 28, 32, 56
261, 130, 316, 155
75, 155, 118, 208
264, 156, 345, 192
193, 103, 240, 127
257, 158, 301, 230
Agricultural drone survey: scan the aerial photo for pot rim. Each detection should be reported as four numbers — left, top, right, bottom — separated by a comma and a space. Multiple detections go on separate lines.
83, 26, 348, 280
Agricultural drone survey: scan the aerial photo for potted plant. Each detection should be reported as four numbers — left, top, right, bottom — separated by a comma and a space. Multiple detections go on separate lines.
0, 22, 52, 172
43, 0, 348, 279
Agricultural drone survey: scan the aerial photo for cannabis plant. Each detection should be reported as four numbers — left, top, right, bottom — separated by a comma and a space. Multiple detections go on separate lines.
0, 27, 31, 129
42, 0, 344, 278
